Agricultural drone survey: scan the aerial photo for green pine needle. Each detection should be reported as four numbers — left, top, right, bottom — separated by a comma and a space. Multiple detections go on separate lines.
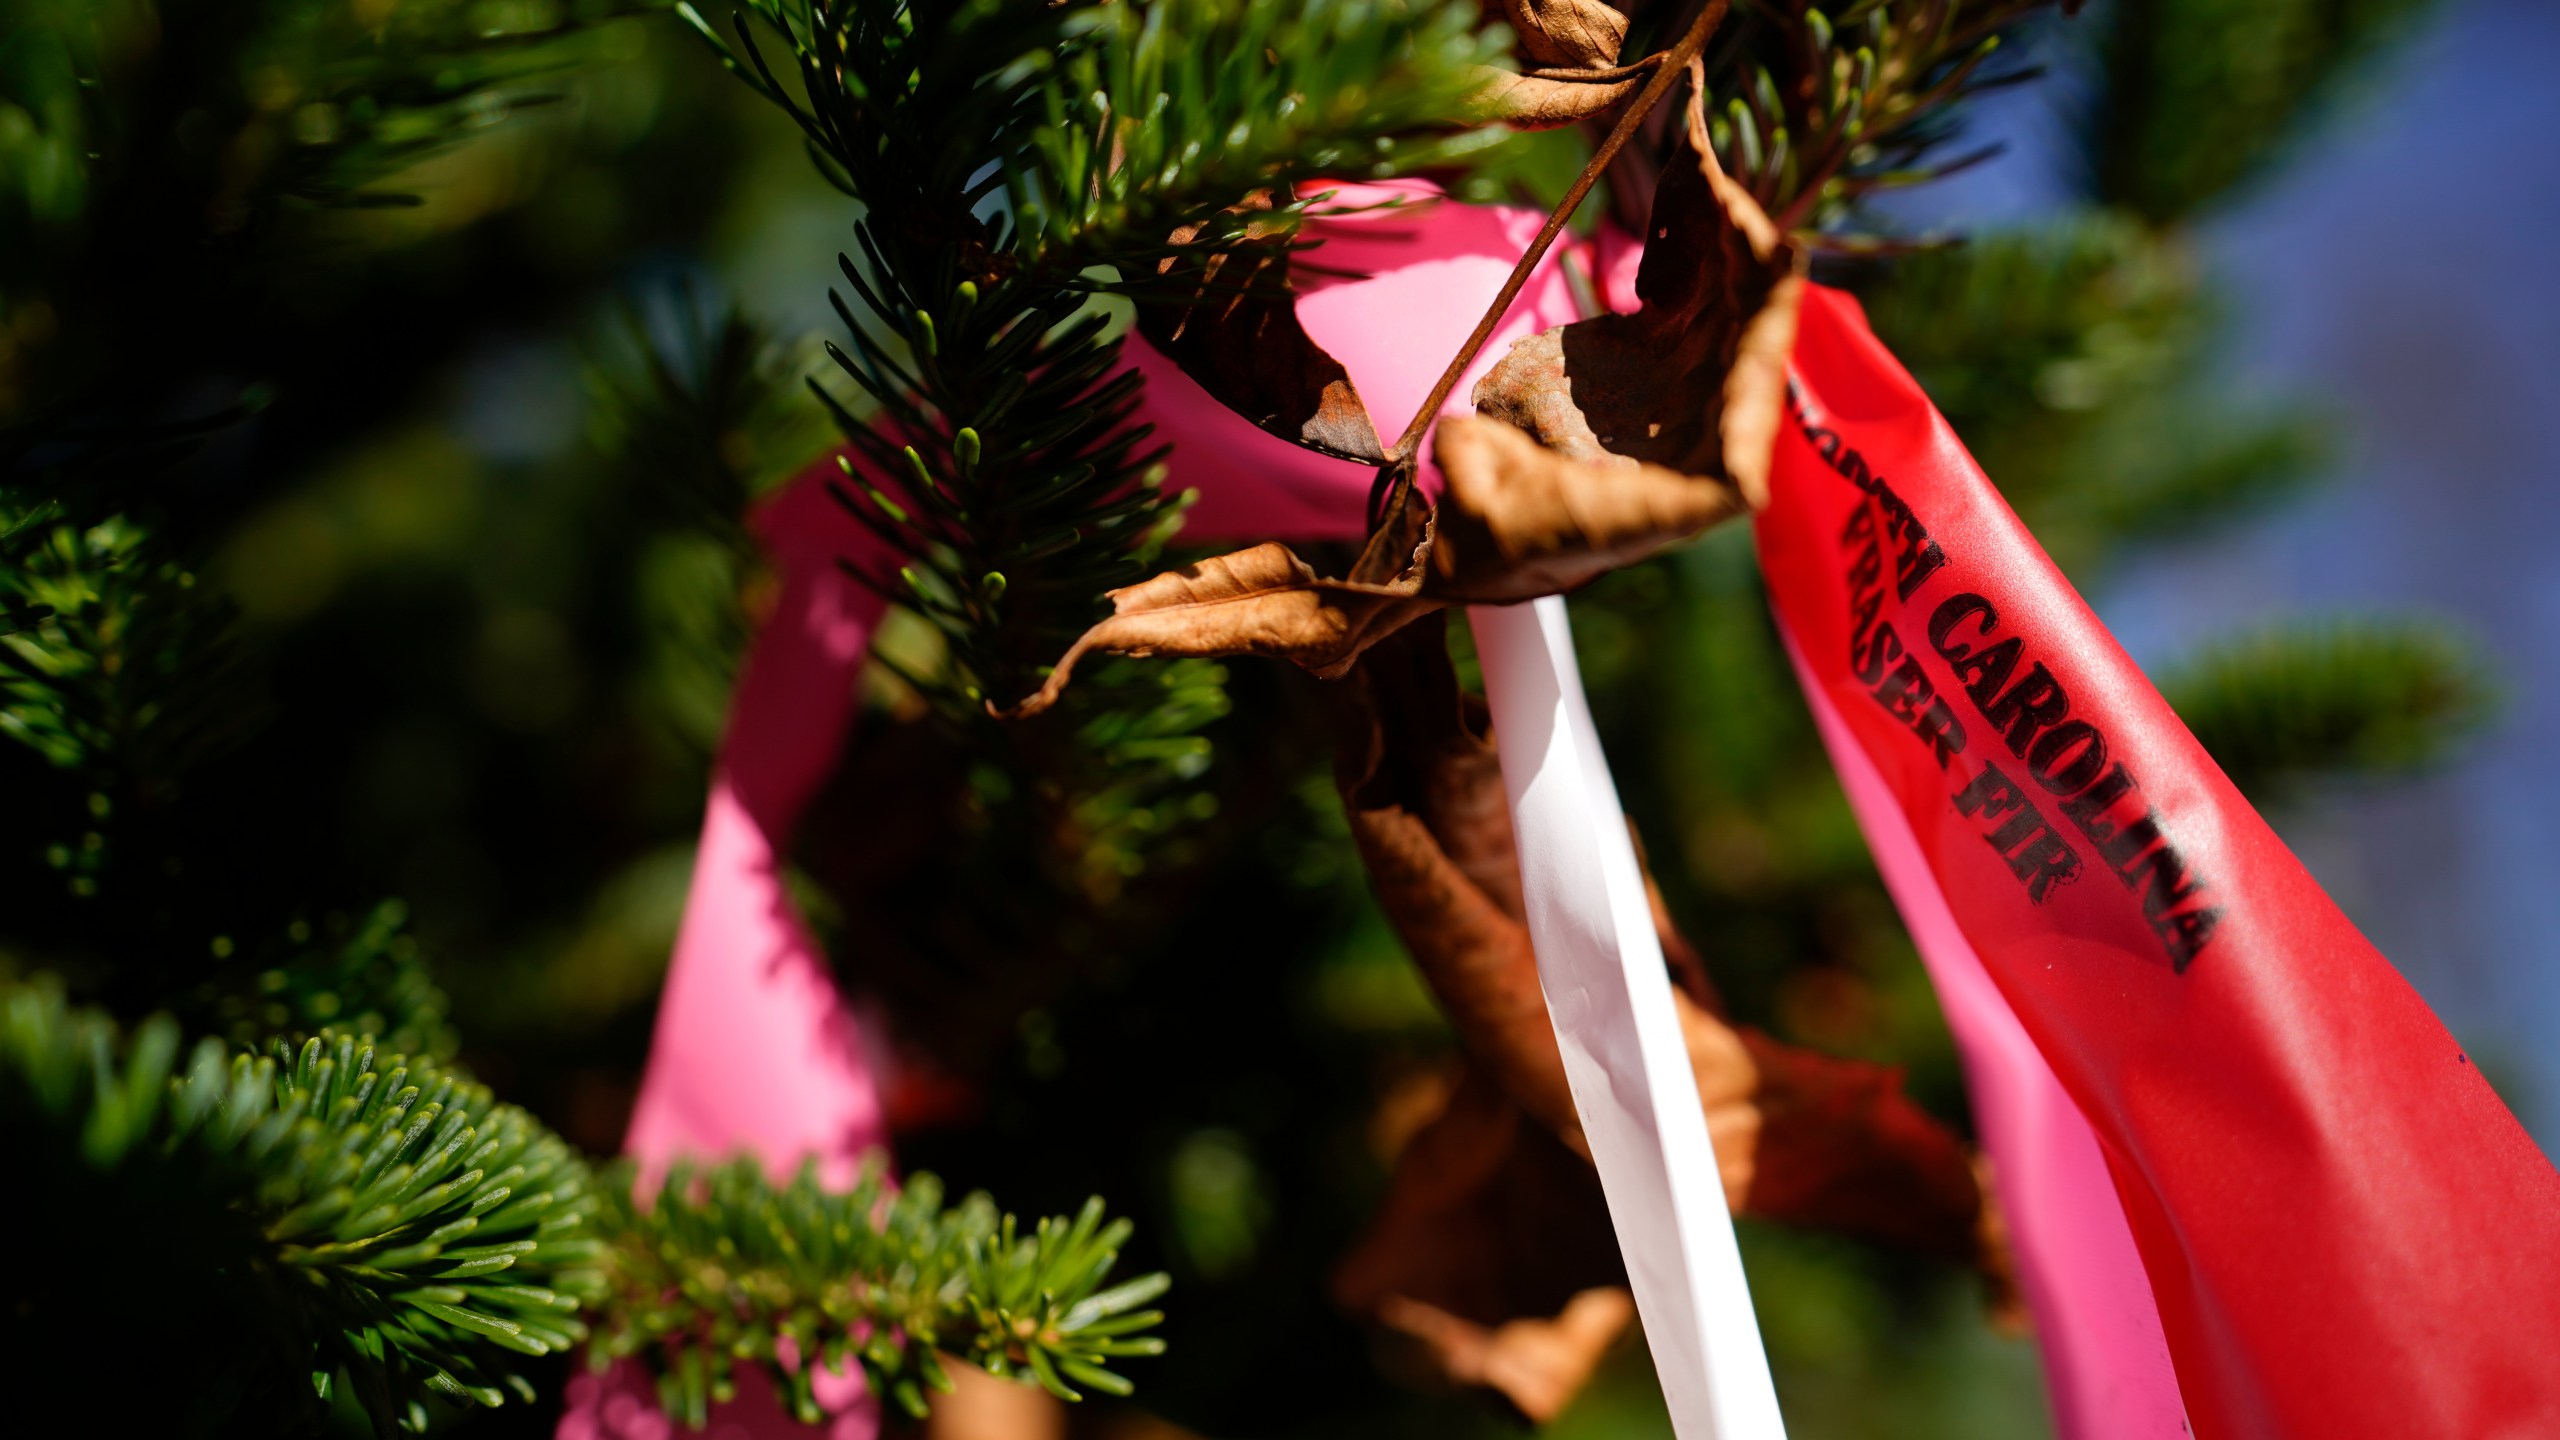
2160, 618, 2496, 803
590, 1156, 1169, 1427
0, 513, 266, 786
2090, 0, 2442, 222
1016, 0, 1506, 273
683, 0, 1506, 884
186, 901, 460, 1063
0, 985, 603, 1437
0, 0, 661, 229
1700, 0, 2056, 237
586, 289, 840, 553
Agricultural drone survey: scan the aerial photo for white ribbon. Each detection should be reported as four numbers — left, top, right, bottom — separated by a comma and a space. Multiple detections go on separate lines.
1470, 597, 1787, 1440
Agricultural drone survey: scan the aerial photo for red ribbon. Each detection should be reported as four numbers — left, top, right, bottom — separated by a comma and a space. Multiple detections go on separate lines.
1759, 282, 2560, 1438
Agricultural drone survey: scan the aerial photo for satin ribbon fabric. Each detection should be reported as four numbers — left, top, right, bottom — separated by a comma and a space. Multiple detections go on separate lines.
1759, 282, 2560, 1439
566, 185, 1610, 1437
559, 478, 895, 1440
1781, 626, 2185, 1436
576, 193, 2301, 1440
1141, 191, 2170, 1440
1472, 598, 1786, 1439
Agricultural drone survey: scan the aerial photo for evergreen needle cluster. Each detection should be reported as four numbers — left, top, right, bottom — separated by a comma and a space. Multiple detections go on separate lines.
1, 988, 603, 1435
1, 985, 1173, 1435
1702, 0, 2056, 237
2160, 619, 2492, 802
0, 513, 264, 810
184, 901, 461, 1062
679, 0, 1502, 885
593, 1158, 1169, 1423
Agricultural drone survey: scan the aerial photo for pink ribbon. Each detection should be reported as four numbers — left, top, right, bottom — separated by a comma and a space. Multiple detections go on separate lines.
560, 477, 894, 1439
569, 184, 2172, 1438
1782, 627, 2185, 1436
1131, 181, 1612, 542
1140, 193, 2181, 1437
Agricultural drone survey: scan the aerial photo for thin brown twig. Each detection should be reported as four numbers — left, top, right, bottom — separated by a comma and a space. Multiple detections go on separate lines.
1383, 0, 1730, 469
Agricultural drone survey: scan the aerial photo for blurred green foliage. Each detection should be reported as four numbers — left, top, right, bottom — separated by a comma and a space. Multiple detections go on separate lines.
2159, 618, 2494, 802
2088, 0, 2439, 220
183, 900, 463, 1061
0, 0, 2499, 1436
0, 0, 660, 482
0, 988, 604, 1435
1857, 215, 2330, 570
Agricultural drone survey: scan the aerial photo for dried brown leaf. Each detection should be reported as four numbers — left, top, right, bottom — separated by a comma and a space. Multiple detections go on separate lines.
1472, 118, 1802, 507
1332, 618, 1581, 1142
1723, 1028, 1995, 1264
1022, 84, 1806, 713
1017, 415, 1742, 712
1377, 1286, 1637, 1423
1325, 622, 2011, 1414
1137, 198, 1389, 464
1333, 1066, 1630, 1420
1496, 0, 1629, 69
1469, 0, 1645, 129
1470, 67, 1646, 129
1024, 113, 1806, 711
1010, 459, 1456, 713
1010, 543, 1436, 716
1428, 413, 1743, 601
1332, 631, 2005, 1266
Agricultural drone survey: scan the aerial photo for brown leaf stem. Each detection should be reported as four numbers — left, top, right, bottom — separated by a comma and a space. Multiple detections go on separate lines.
1522, 58, 1662, 83
1384, 0, 1730, 468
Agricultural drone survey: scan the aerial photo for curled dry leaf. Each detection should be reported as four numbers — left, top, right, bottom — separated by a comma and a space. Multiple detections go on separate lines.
1470, 0, 1647, 128
1018, 71, 1803, 716
1727, 1028, 2004, 1269
1330, 617, 1582, 1143
1338, 1051, 2011, 1421
1375, 1287, 1640, 1424
1010, 543, 1436, 716
1472, 108, 1803, 507
1498, 0, 1629, 69
1470, 65, 1648, 129
1429, 412, 1743, 601
1137, 195, 1390, 465
1332, 1063, 1632, 1423
1013, 413, 1743, 713
1331, 625, 2004, 1264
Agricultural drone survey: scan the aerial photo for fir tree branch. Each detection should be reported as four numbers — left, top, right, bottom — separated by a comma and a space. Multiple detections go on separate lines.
184, 901, 459, 1063
586, 288, 834, 558
0, 0, 659, 235
673, 0, 1511, 887
0, 512, 270, 922
0, 513, 265, 787
2159, 618, 2495, 803
1697, 0, 2058, 238
0, 986, 602, 1437
2089, 0, 2440, 222
2, 0, 656, 511
591, 1156, 1169, 1425
1016, 0, 1509, 280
